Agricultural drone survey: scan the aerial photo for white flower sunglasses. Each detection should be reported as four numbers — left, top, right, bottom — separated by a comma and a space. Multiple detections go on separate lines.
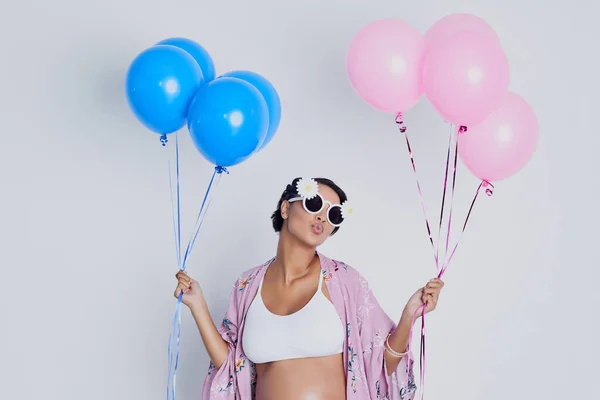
288, 192, 353, 227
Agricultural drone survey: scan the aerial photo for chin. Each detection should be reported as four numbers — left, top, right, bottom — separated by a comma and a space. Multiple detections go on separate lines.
305, 235, 327, 248
289, 229, 327, 248
303, 229, 331, 248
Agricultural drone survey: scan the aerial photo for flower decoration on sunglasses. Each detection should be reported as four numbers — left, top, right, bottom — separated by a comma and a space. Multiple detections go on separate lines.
341, 200, 353, 219
296, 177, 319, 200
288, 177, 353, 228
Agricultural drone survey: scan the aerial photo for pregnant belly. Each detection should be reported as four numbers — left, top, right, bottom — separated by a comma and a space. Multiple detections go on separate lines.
255, 353, 346, 400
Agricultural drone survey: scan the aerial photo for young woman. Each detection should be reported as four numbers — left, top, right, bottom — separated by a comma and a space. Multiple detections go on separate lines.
174, 177, 444, 400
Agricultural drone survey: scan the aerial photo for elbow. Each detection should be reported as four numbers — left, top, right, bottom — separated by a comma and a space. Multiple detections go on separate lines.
384, 353, 403, 376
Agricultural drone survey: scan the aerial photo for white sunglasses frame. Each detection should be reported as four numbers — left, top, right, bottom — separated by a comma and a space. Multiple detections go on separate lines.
288, 193, 344, 227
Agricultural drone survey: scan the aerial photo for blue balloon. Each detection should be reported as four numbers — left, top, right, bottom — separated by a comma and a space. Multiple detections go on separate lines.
125, 45, 204, 134
221, 70, 281, 151
126, 45, 203, 134
187, 77, 269, 167
157, 37, 216, 82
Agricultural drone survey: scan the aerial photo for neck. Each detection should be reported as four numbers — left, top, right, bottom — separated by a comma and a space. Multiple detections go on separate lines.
273, 230, 318, 284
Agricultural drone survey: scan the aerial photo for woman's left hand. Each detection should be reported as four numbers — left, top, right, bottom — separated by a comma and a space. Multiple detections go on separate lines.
403, 278, 445, 319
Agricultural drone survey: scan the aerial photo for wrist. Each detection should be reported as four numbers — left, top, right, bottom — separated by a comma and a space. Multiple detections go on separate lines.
189, 297, 208, 314
400, 308, 415, 326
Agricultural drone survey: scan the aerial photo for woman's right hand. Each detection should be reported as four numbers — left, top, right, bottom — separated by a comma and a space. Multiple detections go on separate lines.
174, 270, 204, 309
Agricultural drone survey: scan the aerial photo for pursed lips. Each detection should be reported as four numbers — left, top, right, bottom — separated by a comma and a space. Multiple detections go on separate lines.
311, 223, 324, 235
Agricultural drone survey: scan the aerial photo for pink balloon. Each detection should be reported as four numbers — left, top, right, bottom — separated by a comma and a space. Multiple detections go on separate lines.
458, 92, 539, 182
423, 30, 510, 127
425, 13, 499, 53
346, 19, 425, 114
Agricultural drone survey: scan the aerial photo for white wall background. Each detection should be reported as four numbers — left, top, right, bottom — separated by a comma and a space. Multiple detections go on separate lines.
1, 0, 598, 399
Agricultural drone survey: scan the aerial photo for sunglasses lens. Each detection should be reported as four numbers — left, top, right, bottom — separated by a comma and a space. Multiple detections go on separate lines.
328, 206, 344, 226
304, 196, 323, 213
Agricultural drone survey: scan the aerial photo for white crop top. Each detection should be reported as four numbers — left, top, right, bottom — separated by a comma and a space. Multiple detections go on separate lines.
242, 266, 345, 364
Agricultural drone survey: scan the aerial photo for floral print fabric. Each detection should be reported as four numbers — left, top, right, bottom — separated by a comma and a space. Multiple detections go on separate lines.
201, 252, 416, 399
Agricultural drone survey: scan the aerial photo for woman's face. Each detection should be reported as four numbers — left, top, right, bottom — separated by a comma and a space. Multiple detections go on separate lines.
281, 184, 341, 248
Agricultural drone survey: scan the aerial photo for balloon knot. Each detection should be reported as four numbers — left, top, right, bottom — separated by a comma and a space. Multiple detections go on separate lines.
458, 126, 468, 134
482, 181, 495, 196
395, 113, 407, 133
160, 134, 168, 147
215, 166, 229, 174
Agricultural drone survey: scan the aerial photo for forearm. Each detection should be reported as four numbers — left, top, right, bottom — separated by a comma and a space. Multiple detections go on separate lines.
190, 299, 229, 369
384, 311, 413, 375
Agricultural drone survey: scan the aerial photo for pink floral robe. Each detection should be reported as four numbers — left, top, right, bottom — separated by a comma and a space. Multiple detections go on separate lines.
201, 252, 416, 399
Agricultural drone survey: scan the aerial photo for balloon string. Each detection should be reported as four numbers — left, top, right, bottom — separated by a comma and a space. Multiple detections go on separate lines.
167, 294, 183, 400
164, 132, 182, 400
419, 177, 491, 399
438, 179, 493, 279
181, 166, 228, 271
163, 129, 228, 400
404, 302, 426, 400
164, 133, 182, 268
399, 121, 487, 400
167, 165, 228, 400
435, 125, 454, 271
396, 113, 439, 270
396, 112, 447, 400
443, 126, 461, 260
419, 308, 426, 400
407, 123, 454, 400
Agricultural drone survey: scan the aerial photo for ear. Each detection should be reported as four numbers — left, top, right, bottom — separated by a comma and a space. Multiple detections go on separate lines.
280, 200, 290, 220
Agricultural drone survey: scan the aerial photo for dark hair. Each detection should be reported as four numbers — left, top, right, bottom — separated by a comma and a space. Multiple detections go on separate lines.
271, 177, 348, 236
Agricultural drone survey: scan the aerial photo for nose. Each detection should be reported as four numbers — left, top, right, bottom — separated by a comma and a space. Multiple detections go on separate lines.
316, 206, 329, 224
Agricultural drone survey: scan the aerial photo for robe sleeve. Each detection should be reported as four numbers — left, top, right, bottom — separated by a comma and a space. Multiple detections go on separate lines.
201, 275, 248, 399
355, 272, 417, 400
